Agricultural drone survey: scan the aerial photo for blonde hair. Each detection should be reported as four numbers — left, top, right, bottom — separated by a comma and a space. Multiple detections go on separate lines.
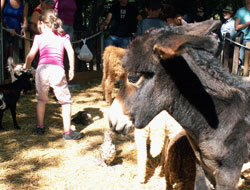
38, 9, 65, 35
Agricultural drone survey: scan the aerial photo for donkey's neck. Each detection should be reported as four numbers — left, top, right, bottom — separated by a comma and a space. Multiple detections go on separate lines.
161, 56, 219, 131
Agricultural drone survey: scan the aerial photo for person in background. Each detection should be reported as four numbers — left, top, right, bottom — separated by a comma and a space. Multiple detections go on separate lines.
129, 0, 165, 83
1, 0, 28, 38
23, 9, 84, 140
136, 0, 166, 36
183, 6, 206, 23
100, 0, 142, 49
235, 0, 250, 70
220, 5, 236, 40
174, 14, 187, 26
194, 6, 206, 22
54, 0, 76, 41
54, 0, 76, 79
220, 6, 236, 72
29, 0, 55, 37
1, 0, 28, 79
161, 4, 187, 26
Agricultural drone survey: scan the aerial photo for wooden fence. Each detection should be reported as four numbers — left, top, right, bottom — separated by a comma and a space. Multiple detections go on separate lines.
222, 32, 250, 77
0, 22, 3, 84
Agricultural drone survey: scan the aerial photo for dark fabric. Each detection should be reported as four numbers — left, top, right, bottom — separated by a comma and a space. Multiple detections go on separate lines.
235, 30, 244, 44
145, 0, 162, 11
108, 3, 139, 37
136, 17, 166, 36
3, 0, 24, 33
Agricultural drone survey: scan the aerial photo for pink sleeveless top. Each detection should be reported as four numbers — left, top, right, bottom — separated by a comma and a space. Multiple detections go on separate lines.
34, 30, 70, 68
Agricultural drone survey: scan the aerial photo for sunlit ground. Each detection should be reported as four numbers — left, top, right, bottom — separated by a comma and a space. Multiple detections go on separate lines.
0, 78, 249, 190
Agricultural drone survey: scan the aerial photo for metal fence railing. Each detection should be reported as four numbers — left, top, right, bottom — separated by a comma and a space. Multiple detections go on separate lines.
0, 25, 104, 84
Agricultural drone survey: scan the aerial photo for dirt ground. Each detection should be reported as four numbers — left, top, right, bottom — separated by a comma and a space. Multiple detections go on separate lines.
0, 78, 250, 190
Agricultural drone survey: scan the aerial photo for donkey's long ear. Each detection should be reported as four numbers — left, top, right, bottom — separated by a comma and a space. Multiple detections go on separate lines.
153, 34, 218, 60
179, 20, 221, 36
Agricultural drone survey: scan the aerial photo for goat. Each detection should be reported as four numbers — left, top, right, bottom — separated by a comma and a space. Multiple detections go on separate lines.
101, 45, 127, 105
7, 56, 36, 83
0, 92, 6, 110
108, 79, 196, 189
0, 72, 32, 130
113, 20, 250, 189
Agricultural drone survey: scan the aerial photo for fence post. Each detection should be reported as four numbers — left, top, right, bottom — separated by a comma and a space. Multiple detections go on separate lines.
222, 33, 230, 72
98, 32, 104, 71
0, 21, 3, 85
24, 31, 31, 58
232, 37, 241, 75
243, 41, 250, 76
13, 35, 20, 63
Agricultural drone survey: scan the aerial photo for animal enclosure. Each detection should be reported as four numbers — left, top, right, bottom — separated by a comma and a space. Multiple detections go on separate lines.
0, 79, 250, 189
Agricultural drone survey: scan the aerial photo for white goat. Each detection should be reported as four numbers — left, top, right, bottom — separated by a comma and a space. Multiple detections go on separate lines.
7, 57, 36, 82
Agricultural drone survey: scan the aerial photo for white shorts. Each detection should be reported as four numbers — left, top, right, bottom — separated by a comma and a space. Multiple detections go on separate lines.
35, 64, 72, 105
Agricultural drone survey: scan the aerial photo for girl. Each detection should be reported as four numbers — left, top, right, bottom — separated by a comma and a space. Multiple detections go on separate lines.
24, 9, 84, 140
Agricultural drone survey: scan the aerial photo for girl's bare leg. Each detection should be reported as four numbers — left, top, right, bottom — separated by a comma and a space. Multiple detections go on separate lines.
37, 101, 46, 126
62, 104, 71, 132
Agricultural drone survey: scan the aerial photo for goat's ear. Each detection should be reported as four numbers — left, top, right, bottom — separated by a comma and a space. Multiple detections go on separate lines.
153, 35, 218, 60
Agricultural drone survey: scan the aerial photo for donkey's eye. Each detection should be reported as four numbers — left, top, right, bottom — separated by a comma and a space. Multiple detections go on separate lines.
142, 72, 154, 79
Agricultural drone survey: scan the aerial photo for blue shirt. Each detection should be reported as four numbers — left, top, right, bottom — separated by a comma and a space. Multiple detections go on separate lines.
136, 17, 166, 36
3, 0, 24, 33
235, 7, 250, 39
